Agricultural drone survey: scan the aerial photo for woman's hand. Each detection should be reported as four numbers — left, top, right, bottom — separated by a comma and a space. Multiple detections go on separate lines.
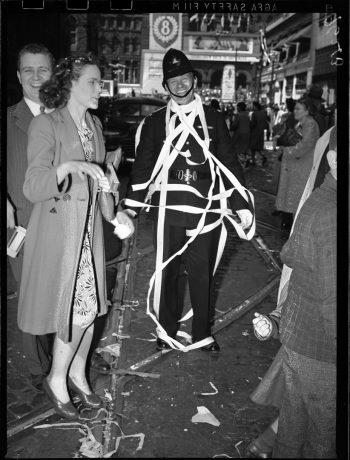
98, 176, 111, 192
56, 161, 105, 185
252, 312, 273, 341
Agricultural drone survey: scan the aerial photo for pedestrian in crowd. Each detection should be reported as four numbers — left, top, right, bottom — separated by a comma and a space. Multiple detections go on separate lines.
210, 98, 220, 110
275, 97, 320, 231
265, 104, 274, 141
18, 54, 134, 419
231, 101, 251, 164
226, 103, 237, 137
273, 103, 285, 126
7, 43, 55, 392
272, 97, 296, 151
120, 48, 254, 353
271, 98, 296, 202
252, 139, 337, 458
249, 100, 268, 166
247, 124, 337, 458
304, 84, 329, 136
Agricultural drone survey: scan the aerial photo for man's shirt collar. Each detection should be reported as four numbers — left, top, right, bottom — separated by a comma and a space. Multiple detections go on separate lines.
24, 97, 54, 116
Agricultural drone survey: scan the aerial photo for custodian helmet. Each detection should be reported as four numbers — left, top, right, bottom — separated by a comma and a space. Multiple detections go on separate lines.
162, 48, 195, 87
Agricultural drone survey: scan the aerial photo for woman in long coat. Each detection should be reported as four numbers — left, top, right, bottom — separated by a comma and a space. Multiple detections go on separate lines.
231, 101, 251, 163
249, 101, 268, 166
18, 55, 133, 418
275, 98, 320, 224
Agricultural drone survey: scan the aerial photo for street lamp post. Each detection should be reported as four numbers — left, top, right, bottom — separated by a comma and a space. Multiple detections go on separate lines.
268, 52, 278, 104
257, 59, 263, 101
269, 52, 277, 103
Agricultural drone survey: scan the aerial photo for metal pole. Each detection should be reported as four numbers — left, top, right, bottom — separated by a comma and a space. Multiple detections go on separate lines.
269, 57, 275, 104
257, 61, 263, 100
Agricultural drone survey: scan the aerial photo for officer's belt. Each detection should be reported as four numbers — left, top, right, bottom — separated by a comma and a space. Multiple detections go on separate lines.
169, 169, 211, 183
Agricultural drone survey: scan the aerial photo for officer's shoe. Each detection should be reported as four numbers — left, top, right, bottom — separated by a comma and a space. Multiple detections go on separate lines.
201, 337, 220, 353
156, 338, 172, 351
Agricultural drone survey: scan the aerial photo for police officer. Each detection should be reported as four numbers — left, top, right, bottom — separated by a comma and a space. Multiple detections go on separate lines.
121, 49, 253, 352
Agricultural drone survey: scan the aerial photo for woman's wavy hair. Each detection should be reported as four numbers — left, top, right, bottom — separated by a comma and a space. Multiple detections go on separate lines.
39, 53, 98, 109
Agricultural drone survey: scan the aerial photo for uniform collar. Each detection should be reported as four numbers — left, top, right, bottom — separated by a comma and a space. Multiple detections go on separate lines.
170, 98, 197, 114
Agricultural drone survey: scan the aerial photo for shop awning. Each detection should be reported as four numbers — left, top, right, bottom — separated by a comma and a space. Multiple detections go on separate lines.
273, 24, 312, 50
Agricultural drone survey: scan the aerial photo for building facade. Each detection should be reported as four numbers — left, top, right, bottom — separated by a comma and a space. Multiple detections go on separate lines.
68, 12, 271, 101
261, 13, 337, 106
66, 12, 337, 105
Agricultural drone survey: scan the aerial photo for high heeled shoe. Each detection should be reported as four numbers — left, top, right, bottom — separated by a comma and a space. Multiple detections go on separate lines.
68, 377, 104, 409
43, 378, 79, 419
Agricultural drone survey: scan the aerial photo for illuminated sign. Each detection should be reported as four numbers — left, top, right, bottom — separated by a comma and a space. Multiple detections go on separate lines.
221, 65, 236, 102
100, 80, 114, 97
189, 36, 254, 54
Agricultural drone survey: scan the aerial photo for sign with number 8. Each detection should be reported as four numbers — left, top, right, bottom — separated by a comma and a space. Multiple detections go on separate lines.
150, 13, 182, 50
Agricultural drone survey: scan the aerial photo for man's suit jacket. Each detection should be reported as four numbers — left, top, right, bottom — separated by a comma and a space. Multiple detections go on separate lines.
7, 99, 35, 283
7, 99, 34, 228
126, 104, 250, 228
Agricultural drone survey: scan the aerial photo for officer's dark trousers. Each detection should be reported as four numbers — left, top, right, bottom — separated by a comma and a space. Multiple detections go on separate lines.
156, 223, 221, 342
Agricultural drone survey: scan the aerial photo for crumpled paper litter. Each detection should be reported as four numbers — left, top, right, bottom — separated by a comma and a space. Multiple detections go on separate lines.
191, 406, 220, 426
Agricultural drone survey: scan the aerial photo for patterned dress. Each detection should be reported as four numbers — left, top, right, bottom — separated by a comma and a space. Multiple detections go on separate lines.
72, 127, 98, 328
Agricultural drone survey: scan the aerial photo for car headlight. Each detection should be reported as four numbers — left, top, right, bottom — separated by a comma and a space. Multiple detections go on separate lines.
104, 131, 122, 136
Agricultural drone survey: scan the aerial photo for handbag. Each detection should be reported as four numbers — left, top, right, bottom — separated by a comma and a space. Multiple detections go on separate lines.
277, 124, 302, 147
98, 163, 120, 222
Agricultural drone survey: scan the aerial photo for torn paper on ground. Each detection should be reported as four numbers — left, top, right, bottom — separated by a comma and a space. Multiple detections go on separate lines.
95, 343, 121, 357
191, 406, 220, 426
200, 381, 218, 396
109, 369, 160, 378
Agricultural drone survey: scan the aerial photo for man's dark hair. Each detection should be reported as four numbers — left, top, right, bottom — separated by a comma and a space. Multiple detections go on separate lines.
210, 99, 220, 110
237, 101, 246, 111
252, 100, 261, 110
17, 43, 55, 71
285, 98, 296, 113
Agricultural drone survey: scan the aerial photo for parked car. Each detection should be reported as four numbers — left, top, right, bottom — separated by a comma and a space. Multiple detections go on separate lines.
94, 96, 167, 164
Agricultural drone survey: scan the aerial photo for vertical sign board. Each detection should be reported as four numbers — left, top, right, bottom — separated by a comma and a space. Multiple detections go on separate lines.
141, 51, 164, 95
221, 65, 236, 102
142, 13, 182, 94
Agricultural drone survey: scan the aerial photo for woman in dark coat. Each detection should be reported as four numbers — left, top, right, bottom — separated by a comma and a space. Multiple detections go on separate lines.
231, 101, 251, 163
18, 55, 134, 418
249, 101, 268, 166
275, 98, 320, 229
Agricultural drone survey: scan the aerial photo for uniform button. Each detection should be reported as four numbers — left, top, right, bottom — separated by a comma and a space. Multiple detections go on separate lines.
63, 194, 71, 201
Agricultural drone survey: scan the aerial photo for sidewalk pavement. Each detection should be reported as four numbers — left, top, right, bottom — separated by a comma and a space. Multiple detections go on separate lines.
6, 143, 289, 458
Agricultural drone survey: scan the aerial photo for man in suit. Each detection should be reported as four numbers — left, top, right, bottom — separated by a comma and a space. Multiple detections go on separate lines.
121, 49, 253, 352
7, 43, 56, 391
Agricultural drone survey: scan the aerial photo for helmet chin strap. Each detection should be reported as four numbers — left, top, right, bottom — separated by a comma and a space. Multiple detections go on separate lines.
166, 78, 195, 99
